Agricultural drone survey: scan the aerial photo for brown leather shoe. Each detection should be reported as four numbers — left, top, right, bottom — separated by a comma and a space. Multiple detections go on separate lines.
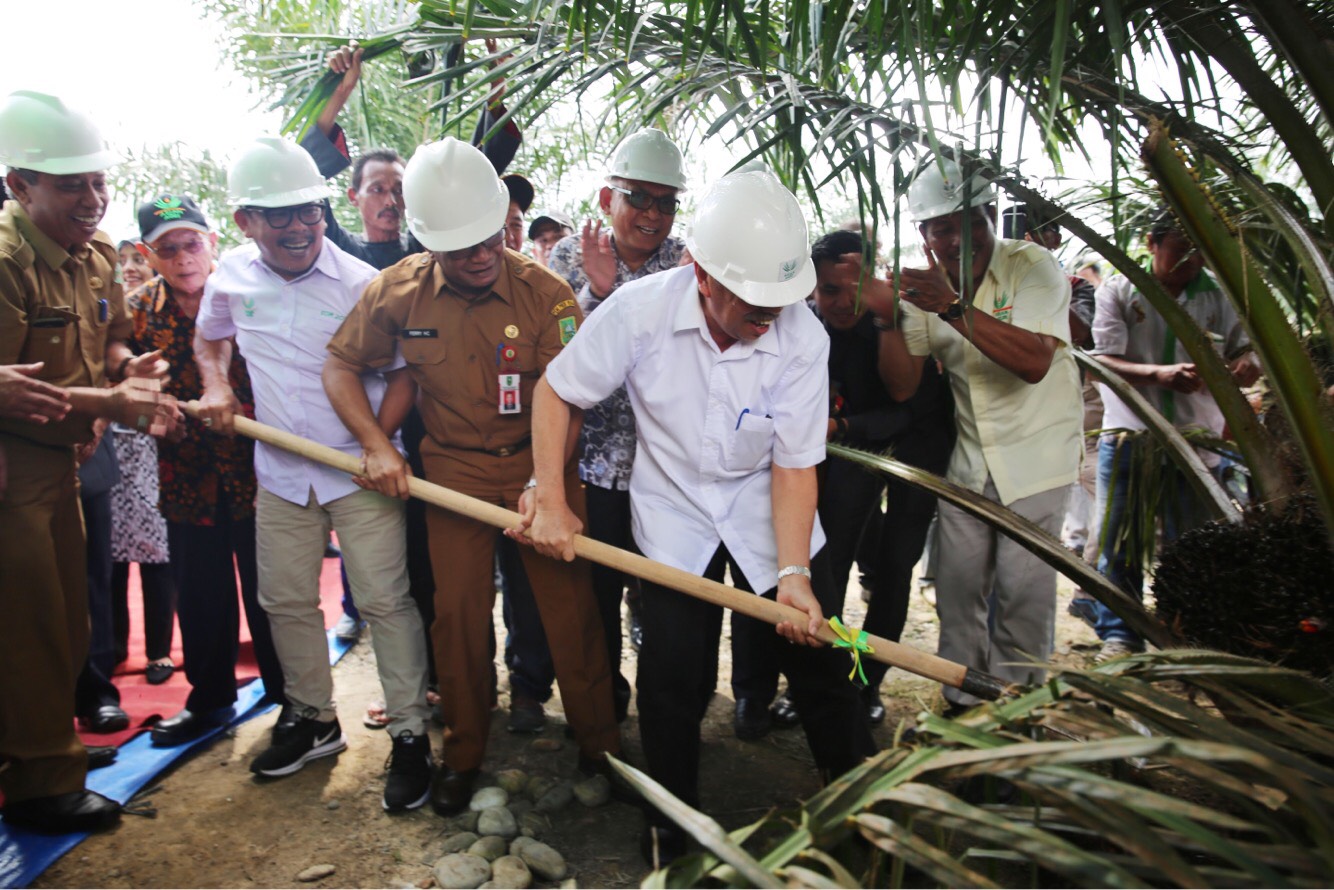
430, 765, 479, 816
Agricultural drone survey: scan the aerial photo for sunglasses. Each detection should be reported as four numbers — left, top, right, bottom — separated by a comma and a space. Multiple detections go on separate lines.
444, 229, 505, 260
148, 236, 208, 260
608, 185, 680, 216
246, 203, 326, 229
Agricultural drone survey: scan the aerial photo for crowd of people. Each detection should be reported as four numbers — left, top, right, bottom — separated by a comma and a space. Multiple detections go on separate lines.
0, 41, 1261, 867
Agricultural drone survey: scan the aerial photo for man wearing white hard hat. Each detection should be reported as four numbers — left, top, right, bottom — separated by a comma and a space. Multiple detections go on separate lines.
322, 137, 621, 817
518, 169, 876, 864
852, 156, 1082, 712
194, 136, 433, 812
540, 128, 690, 731
0, 90, 180, 834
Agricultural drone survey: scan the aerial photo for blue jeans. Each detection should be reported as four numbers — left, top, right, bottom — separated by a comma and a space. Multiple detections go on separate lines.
1092, 434, 1214, 644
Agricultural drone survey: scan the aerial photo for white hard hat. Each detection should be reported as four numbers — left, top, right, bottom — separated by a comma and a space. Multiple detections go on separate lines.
0, 91, 119, 175
606, 128, 687, 191
906, 157, 997, 224
403, 137, 509, 252
686, 170, 816, 309
227, 136, 333, 208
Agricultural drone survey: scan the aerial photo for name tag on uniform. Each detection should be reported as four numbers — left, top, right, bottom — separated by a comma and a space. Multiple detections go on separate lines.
401, 328, 438, 339
499, 373, 521, 414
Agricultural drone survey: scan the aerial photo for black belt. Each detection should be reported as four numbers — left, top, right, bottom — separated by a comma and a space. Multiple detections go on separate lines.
472, 436, 531, 458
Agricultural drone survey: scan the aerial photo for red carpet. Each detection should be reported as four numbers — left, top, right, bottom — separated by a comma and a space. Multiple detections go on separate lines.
77, 555, 348, 749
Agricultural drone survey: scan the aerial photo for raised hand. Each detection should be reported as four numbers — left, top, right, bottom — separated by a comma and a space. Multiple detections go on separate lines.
580, 219, 617, 299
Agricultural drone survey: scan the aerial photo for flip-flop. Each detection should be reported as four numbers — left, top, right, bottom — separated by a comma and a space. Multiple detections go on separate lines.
363, 699, 390, 729
145, 661, 175, 685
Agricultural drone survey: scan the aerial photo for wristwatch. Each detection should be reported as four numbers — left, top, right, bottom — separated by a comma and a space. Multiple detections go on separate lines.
937, 300, 965, 322
777, 565, 812, 581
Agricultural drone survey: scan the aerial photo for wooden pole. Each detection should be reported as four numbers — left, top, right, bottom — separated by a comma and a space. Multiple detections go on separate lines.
187, 403, 1008, 700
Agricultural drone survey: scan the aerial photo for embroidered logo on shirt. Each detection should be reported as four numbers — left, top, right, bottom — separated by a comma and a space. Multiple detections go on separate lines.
992, 290, 1013, 323
559, 315, 577, 345
242, 296, 256, 318
319, 309, 346, 322
550, 299, 575, 316
153, 196, 185, 220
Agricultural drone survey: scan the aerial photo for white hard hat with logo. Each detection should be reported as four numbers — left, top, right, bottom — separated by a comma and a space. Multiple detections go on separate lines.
606, 128, 687, 191
0, 91, 120, 175
686, 170, 815, 308
227, 137, 333, 208
906, 157, 997, 224
403, 137, 509, 252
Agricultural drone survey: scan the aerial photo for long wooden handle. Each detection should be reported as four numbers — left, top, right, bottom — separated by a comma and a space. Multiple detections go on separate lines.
186, 402, 1007, 699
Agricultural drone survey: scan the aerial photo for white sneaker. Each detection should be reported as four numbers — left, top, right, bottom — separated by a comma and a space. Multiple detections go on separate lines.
1095, 639, 1144, 663
333, 613, 364, 642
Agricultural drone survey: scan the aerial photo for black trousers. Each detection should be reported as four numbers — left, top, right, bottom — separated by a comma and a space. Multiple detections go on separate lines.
168, 499, 285, 713
112, 562, 175, 664
74, 487, 120, 715
584, 484, 634, 719
640, 546, 875, 820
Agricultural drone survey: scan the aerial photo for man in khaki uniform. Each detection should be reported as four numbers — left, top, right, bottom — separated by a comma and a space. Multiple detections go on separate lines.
324, 137, 619, 815
0, 90, 177, 834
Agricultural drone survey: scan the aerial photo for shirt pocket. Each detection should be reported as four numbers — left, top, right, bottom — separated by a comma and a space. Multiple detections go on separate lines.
401, 338, 447, 367
724, 411, 775, 472
21, 306, 82, 378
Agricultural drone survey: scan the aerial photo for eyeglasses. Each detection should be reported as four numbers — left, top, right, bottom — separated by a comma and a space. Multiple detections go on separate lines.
608, 185, 680, 216
444, 229, 505, 260
148, 236, 208, 260
246, 203, 326, 229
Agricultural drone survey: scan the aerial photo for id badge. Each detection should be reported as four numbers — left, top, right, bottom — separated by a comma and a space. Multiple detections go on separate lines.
498, 373, 521, 414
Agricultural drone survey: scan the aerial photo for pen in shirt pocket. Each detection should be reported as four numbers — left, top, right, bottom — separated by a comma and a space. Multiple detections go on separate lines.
735, 408, 772, 430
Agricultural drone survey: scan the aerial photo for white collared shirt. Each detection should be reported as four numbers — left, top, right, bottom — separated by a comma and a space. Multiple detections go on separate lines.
197, 240, 403, 506
901, 238, 1082, 505
545, 264, 829, 593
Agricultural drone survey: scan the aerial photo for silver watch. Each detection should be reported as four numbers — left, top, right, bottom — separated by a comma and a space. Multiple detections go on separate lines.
776, 565, 812, 581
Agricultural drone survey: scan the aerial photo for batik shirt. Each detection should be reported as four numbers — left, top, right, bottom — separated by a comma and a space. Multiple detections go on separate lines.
548, 233, 686, 490
127, 276, 259, 525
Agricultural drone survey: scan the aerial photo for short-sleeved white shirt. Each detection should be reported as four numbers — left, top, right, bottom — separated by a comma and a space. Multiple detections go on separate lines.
544, 264, 829, 593
901, 238, 1082, 505
197, 240, 403, 507
1091, 271, 1249, 446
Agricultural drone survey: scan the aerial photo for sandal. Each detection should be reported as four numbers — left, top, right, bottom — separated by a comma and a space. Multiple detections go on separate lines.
363, 699, 390, 729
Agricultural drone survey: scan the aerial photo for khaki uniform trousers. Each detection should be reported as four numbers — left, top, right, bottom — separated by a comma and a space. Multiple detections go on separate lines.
0, 436, 89, 802
420, 440, 619, 771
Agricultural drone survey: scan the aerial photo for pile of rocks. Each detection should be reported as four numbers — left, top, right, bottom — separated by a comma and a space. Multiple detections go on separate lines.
428, 767, 614, 889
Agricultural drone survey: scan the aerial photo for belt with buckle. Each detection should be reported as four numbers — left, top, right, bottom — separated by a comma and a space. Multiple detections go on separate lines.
478, 436, 531, 458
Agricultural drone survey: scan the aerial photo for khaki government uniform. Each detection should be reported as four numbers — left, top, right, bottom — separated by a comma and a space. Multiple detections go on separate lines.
0, 201, 128, 803
328, 249, 619, 771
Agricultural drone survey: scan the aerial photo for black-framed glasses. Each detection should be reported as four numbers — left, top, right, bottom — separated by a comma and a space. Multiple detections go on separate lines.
444, 229, 505, 260
608, 185, 680, 216
246, 203, 326, 229
148, 236, 208, 261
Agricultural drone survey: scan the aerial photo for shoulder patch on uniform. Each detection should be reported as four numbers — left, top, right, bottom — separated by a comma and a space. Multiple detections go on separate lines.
550, 298, 575, 316
559, 315, 577, 345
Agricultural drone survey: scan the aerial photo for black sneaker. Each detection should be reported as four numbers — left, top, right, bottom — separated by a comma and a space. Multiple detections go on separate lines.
383, 731, 433, 812
250, 712, 346, 777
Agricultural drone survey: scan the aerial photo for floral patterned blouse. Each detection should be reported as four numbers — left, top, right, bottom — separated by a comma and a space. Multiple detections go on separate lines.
127, 277, 258, 525
548, 234, 686, 491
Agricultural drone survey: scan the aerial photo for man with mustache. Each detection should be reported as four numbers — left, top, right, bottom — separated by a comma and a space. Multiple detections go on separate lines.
322, 137, 621, 816
0, 90, 180, 833
859, 157, 1083, 714
195, 137, 433, 813
517, 170, 875, 864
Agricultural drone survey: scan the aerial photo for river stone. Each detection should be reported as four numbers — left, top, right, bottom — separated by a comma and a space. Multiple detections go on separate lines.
438, 832, 480, 856
296, 864, 336, 882
573, 774, 610, 807
431, 853, 491, 890
452, 811, 481, 833
507, 798, 533, 818
518, 810, 549, 838
513, 839, 567, 881
469, 786, 508, 812
560, 881, 578, 889
468, 834, 508, 861
477, 805, 518, 838
534, 781, 574, 813
490, 855, 532, 889
525, 775, 558, 801
496, 769, 528, 795
530, 737, 563, 752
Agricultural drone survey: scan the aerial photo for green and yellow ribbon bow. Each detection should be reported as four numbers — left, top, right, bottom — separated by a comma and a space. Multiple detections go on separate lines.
829, 616, 875, 688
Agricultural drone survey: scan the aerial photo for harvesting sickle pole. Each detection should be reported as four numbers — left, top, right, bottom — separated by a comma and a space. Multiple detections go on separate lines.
187, 402, 1008, 701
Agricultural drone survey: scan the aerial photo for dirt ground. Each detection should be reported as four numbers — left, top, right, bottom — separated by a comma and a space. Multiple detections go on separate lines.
35, 565, 1099, 889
